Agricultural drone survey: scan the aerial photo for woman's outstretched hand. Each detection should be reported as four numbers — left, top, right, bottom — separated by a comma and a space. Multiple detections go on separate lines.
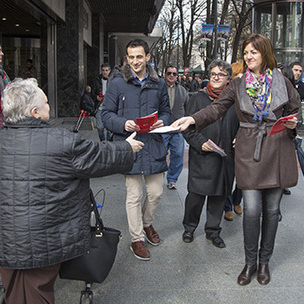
126, 132, 144, 153
171, 116, 196, 131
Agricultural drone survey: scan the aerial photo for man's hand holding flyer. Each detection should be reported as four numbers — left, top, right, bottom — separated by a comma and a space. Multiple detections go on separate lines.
136, 111, 158, 133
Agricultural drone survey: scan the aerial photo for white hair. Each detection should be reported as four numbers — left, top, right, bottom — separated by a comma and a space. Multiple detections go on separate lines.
2, 78, 43, 123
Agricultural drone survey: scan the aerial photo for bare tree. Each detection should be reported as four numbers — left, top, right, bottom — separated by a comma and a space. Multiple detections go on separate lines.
152, 0, 179, 73
153, 0, 254, 73
176, 0, 206, 68
230, 0, 253, 63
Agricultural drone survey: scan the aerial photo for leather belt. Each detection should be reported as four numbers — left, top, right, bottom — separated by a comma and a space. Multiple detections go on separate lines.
239, 122, 274, 162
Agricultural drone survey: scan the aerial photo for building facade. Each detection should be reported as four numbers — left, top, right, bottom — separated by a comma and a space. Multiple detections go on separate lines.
253, 0, 304, 65
0, 0, 164, 117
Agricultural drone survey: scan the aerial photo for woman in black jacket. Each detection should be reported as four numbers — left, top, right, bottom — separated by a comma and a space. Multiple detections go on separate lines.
0, 78, 143, 304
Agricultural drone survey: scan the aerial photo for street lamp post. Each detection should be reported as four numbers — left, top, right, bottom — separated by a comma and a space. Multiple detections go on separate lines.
199, 42, 206, 75
199, 42, 205, 59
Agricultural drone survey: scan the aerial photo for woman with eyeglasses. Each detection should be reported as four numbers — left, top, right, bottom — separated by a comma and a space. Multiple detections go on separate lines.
182, 59, 238, 249
173, 33, 299, 285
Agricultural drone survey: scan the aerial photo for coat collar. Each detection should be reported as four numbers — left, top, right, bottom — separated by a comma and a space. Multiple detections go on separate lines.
239, 68, 288, 121
122, 64, 159, 83
4, 117, 51, 128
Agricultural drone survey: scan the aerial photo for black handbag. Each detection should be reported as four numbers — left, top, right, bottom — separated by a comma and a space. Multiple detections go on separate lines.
59, 191, 121, 283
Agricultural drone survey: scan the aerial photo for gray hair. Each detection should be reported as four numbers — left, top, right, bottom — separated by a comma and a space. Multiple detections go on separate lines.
207, 59, 232, 79
3, 78, 42, 123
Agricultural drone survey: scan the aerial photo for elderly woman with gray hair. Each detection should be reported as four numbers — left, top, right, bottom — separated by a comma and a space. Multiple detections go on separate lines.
182, 59, 239, 248
0, 78, 143, 304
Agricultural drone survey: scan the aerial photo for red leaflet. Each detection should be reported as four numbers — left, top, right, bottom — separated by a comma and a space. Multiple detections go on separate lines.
268, 114, 298, 136
136, 111, 158, 133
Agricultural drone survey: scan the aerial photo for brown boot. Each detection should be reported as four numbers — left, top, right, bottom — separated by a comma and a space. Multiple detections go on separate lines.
234, 204, 242, 215
224, 211, 233, 221
237, 264, 257, 285
130, 241, 150, 261
257, 264, 270, 285
144, 225, 160, 246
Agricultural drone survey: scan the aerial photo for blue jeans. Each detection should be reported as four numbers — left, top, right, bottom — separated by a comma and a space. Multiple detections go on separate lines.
162, 133, 185, 183
242, 188, 283, 265
95, 109, 111, 141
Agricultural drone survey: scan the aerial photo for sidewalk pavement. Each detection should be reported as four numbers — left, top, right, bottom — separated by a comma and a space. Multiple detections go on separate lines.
55, 120, 304, 304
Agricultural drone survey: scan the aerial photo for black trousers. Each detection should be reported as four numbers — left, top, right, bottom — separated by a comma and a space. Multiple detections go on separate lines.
0, 264, 60, 304
242, 188, 283, 265
183, 192, 226, 238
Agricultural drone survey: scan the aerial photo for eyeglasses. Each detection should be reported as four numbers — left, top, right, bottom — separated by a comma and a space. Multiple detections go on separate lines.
210, 72, 228, 79
166, 71, 178, 76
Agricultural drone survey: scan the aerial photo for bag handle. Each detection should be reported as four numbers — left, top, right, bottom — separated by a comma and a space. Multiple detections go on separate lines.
90, 190, 105, 230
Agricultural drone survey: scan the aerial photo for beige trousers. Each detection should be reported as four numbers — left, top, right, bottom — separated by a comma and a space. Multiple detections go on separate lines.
125, 173, 164, 242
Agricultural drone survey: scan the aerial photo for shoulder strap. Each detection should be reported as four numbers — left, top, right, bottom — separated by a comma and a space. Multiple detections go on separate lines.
90, 190, 105, 229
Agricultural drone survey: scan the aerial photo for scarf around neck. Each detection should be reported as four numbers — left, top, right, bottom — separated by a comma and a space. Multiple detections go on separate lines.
206, 82, 226, 102
245, 68, 272, 121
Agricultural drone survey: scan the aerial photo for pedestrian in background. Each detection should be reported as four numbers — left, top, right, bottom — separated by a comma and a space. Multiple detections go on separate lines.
94, 63, 111, 141
173, 33, 299, 286
224, 60, 244, 222
21, 58, 37, 79
101, 39, 171, 261
182, 59, 238, 248
0, 78, 143, 304
290, 61, 304, 102
80, 85, 96, 116
163, 65, 188, 190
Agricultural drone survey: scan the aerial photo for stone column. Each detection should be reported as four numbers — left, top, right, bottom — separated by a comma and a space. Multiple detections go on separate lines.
87, 13, 101, 94
57, 0, 84, 117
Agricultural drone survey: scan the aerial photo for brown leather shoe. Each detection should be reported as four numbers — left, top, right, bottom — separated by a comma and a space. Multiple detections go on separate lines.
144, 225, 160, 246
224, 211, 234, 221
257, 264, 270, 285
234, 204, 242, 215
237, 264, 257, 285
130, 241, 150, 261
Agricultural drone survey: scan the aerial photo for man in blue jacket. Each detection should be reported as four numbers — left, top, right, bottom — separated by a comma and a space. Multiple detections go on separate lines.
101, 39, 171, 261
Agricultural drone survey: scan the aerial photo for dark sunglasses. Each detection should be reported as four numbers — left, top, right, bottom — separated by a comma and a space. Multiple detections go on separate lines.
166, 71, 178, 76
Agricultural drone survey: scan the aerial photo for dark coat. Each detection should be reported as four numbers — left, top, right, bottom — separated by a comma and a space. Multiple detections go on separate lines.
80, 91, 96, 116
192, 69, 299, 190
183, 90, 238, 196
295, 80, 304, 102
0, 118, 133, 269
101, 64, 171, 175
169, 83, 189, 123
94, 74, 108, 97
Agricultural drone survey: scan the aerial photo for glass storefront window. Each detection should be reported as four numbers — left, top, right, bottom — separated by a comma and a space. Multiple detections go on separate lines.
2, 38, 41, 84
254, 1, 304, 65
255, 4, 272, 39
275, 2, 304, 48
275, 50, 304, 65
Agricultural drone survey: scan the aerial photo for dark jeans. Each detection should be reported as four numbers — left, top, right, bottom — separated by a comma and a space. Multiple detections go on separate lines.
242, 188, 283, 266
224, 185, 242, 211
183, 192, 226, 238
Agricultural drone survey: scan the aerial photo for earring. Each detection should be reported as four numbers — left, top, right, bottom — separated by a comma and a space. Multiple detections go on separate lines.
38, 116, 41, 119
